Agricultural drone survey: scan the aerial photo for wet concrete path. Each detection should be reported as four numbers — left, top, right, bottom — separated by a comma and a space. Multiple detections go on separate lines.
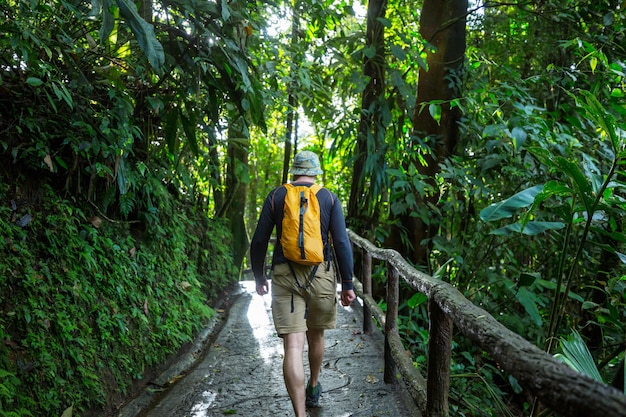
119, 282, 420, 417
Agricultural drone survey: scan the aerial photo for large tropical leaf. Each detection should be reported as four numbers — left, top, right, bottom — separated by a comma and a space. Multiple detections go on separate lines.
528, 147, 596, 213
575, 90, 620, 150
180, 108, 199, 156
490, 221, 565, 236
164, 109, 179, 155
97, 0, 115, 43
480, 184, 544, 222
550, 156, 595, 213
116, 0, 165, 71
515, 287, 542, 326
530, 180, 574, 211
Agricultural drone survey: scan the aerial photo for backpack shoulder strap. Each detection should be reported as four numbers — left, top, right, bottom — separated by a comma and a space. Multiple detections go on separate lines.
313, 185, 334, 207
271, 184, 290, 211
310, 183, 322, 194
273, 183, 331, 210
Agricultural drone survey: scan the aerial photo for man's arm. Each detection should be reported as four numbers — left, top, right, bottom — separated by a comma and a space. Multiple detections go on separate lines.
250, 193, 275, 293
328, 195, 355, 305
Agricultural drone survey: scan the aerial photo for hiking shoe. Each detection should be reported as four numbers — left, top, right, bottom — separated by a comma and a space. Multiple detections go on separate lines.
305, 382, 322, 407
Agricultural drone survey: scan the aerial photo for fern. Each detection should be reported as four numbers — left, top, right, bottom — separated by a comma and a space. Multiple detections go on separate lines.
119, 192, 136, 218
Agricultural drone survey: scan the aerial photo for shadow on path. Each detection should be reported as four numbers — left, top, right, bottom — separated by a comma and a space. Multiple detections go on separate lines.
118, 282, 420, 417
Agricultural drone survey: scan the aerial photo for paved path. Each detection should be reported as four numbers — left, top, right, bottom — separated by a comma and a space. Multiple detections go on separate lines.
120, 282, 420, 417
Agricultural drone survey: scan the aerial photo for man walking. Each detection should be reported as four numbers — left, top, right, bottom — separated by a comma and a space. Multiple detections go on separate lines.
250, 150, 356, 417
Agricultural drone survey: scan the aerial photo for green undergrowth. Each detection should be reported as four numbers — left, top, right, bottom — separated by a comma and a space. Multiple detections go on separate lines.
0, 183, 237, 416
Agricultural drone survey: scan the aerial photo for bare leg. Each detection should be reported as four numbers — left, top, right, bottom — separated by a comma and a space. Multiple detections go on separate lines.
283, 332, 306, 417
306, 329, 325, 387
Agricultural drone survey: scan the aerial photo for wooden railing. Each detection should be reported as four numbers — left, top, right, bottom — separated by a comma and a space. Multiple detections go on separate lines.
348, 230, 626, 417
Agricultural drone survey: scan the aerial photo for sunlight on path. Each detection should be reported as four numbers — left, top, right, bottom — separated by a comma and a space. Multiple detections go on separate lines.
188, 390, 217, 417
186, 281, 286, 417
137, 280, 419, 417
242, 281, 279, 363
184, 281, 366, 416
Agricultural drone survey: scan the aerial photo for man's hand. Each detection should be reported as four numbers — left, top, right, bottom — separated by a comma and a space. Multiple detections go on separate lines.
256, 278, 269, 295
340, 289, 356, 306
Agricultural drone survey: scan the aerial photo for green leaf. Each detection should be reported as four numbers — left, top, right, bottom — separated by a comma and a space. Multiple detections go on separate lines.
298, 67, 311, 89
164, 109, 179, 155
407, 292, 427, 309
482, 124, 502, 138
537, 180, 574, 198
55, 156, 68, 169
363, 45, 377, 59
527, 146, 552, 166
233, 56, 252, 90
27, 77, 44, 87
52, 82, 73, 109
116, 157, 129, 195
508, 375, 523, 394
510, 127, 527, 149
590, 56, 598, 73
390, 44, 407, 61
221, 0, 231, 21
581, 301, 599, 310
552, 156, 594, 212
119, 193, 135, 218
429, 103, 441, 125
45, 90, 58, 112
376, 17, 392, 28
527, 180, 575, 222
576, 90, 620, 153
350, 70, 369, 93
116, 0, 165, 71
527, 149, 596, 212
490, 221, 565, 236
89, 0, 102, 16
480, 185, 544, 222
180, 109, 199, 156
432, 258, 454, 281
554, 330, 604, 383
516, 287, 542, 326
99, 0, 114, 43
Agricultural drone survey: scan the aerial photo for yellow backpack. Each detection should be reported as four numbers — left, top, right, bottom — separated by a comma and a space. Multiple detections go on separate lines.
280, 183, 325, 265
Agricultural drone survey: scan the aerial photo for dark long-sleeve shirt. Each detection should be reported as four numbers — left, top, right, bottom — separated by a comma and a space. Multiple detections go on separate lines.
250, 182, 354, 291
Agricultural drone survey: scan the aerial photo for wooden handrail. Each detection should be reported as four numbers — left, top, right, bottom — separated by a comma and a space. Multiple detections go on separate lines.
348, 229, 626, 417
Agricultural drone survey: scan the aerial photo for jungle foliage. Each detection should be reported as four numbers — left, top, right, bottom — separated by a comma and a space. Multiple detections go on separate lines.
1, 0, 626, 415
0, 181, 236, 416
1, 0, 243, 414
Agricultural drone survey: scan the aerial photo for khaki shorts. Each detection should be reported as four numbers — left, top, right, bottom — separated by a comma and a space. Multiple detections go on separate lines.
271, 262, 338, 336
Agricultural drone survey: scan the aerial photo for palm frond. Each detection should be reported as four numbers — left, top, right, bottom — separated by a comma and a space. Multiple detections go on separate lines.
554, 329, 604, 383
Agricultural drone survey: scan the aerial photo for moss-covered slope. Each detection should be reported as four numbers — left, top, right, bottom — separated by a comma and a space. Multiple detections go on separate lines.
0, 182, 237, 416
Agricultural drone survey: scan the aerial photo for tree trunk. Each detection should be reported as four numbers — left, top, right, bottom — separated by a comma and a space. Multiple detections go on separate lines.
282, 0, 300, 183
347, 0, 388, 235
396, 0, 468, 265
209, 133, 224, 216
224, 117, 249, 277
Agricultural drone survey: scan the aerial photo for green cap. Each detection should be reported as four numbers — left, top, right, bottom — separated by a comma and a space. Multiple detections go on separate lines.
289, 151, 323, 176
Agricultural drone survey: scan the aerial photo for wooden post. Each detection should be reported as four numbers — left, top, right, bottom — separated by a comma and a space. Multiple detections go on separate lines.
427, 298, 452, 417
384, 264, 399, 384
362, 252, 373, 334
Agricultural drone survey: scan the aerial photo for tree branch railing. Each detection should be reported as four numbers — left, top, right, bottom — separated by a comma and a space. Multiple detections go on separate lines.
348, 229, 626, 417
